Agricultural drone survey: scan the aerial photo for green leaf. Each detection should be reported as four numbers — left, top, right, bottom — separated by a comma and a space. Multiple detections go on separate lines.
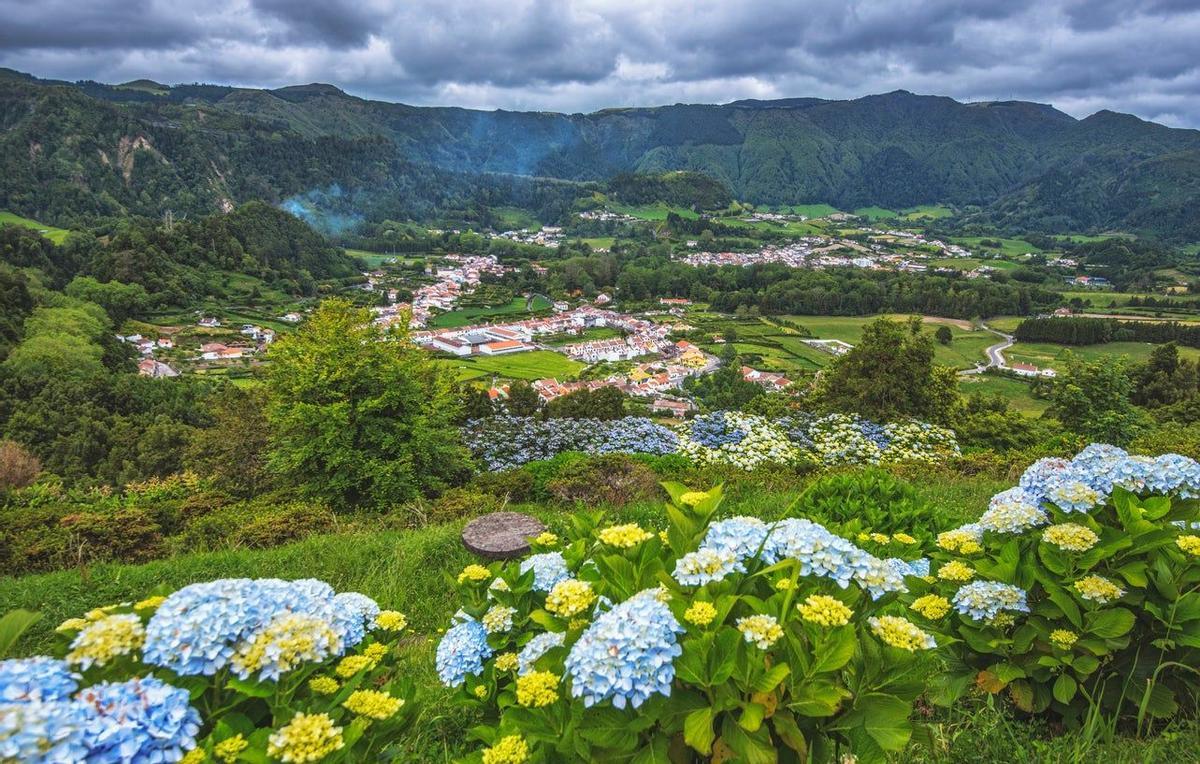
720, 716, 777, 764
1053, 674, 1077, 705
1085, 608, 1135, 639
0, 610, 41, 659
840, 693, 913, 752
811, 626, 857, 674
683, 707, 716, 755
770, 711, 806, 755
751, 663, 791, 694
788, 680, 848, 717
226, 676, 273, 698
739, 702, 766, 732
1043, 583, 1083, 629
630, 736, 669, 764
578, 707, 638, 752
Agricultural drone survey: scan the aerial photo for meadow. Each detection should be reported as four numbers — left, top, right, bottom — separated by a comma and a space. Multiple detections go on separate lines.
0, 210, 72, 244
429, 296, 552, 328
949, 236, 1044, 257
956, 374, 1050, 416
1005, 339, 1200, 368
778, 314, 996, 370
443, 349, 586, 382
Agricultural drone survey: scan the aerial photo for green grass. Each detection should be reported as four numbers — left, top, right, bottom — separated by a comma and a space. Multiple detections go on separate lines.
1006, 340, 1200, 368
780, 203, 842, 218
774, 315, 993, 370
0, 210, 71, 244
609, 203, 698, 221
927, 257, 1020, 272
852, 206, 899, 220
442, 349, 586, 382
429, 297, 551, 328
900, 204, 954, 220
951, 236, 1044, 257
491, 206, 539, 230
957, 374, 1049, 416
344, 248, 425, 267
578, 237, 615, 250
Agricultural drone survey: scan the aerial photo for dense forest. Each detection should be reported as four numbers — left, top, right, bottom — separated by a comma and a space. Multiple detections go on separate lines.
5, 69, 1200, 240
1015, 316, 1200, 348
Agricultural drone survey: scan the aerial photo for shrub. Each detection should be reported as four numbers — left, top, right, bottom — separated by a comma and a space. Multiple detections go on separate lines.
0, 579, 414, 760
0, 440, 41, 492
58, 507, 166, 565
545, 454, 660, 506
911, 445, 1200, 726
471, 469, 536, 503
178, 499, 338, 551
435, 485, 936, 761
791, 468, 952, 541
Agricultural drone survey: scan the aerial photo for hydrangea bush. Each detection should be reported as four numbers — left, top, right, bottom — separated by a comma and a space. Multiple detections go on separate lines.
0, 579, 414, 762
436, 486, 939, 762
907, 445, 1200, 724
465, 412, 959, 472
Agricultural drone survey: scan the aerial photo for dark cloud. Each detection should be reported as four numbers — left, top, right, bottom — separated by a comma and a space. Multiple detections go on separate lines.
0, 0, 1198, 127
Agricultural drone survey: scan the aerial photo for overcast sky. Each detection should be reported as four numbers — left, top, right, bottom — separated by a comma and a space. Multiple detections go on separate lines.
2, 0, 1199, 127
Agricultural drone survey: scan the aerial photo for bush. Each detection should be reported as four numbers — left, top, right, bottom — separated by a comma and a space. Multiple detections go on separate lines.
0, 440, 41, 492
545, 454, 661, 506
911, 445, 1200, 726
0, 579, 415, 760
470, 469, 536, 504
435, 485, 936, 762
791, 468, 951, 541
178, 499, 338, 551
58, 507, 166, 565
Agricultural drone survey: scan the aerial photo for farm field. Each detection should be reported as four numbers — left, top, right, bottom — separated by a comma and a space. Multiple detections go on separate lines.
957, 374, 1050, 416
442, 349, 586, 382
429, 296, 552, 328
900, 204, 954, 220
779, 203, 841, 217
950, 236, 1044, 257
0, 210, 72, 243
1005, 340, 1200, 368
578, 236, 615, 250
927, 257, 1020, 271
776, 314, 994, 369
491, 206, 540, 230
851, 205, 898, 220
344, 248, 426, 267
609, 202, 699, 221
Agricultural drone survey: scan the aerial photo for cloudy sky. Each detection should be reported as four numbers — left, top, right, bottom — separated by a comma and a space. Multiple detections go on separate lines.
2, 0, 1199, 127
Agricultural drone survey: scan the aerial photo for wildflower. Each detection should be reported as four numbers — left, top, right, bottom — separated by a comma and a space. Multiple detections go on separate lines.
458, 564, 492, 585
516, 671, 560, 707
374, 610, 408, 632
215, 734, 248, 763
673, 548, 740, 586
1049, 629, 1079, 650
267, 712, 344, 763
435, 619, 492, 687
182, 749, 206, 764
482, 605, 517, 634
493, 652, 519, 672
134, 595, 166, 611
474, 685, 488, 698
910, 594, 951, 619
519, 552, 570, 592
66, 613, 145, 670
0, 657, 79, 704
797, 595, 853, 627
230, 613, 342, 681
598, 523, 654, 548
679, 491, 709, 506
343, 689, 405, 720
565, 590, 684, 709
75, 676, 202, 763
737, 614, 784, 649
517, 632, 565, 675
482, 735, 529, 764
308, 676, 339, 695
335, 655, 373, 679
684, 601, 718, 627
893, 533, 917, 544
868, 616, 936, 651
545, 580, 596, 619
1073, 575, 1124, 604
532, 531, 558, 547
952, 581, 1030, 622
937, 561, 975, 582
1176, 535, 1200, 556
936, 527, 983, 555
1042, 523, 1100, 553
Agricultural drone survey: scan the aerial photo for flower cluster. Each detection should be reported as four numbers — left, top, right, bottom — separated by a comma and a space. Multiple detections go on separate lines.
677, 412, 800, 470
783, 413, 960, 466
436, 618, 493, 687
951, 581, 1030, 622
797, 595, 854, 627
463, 415, 677, 470
868, 616, 937, 651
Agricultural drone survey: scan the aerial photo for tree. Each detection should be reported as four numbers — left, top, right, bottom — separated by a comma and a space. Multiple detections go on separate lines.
264, 299, 469, 510
935, 325, 953, 345
813, 317, 959, 424
187, 386, 273, 496
545, 387, 626, 420
504, 382, 540, 417
1049, 353, 1149, 445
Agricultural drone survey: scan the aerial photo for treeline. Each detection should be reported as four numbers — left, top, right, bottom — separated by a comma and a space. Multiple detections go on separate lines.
1015, 317, 1200, 348
608, 172, 732, 210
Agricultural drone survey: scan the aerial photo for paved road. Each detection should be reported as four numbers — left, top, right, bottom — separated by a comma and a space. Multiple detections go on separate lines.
960, 324, 1014, 375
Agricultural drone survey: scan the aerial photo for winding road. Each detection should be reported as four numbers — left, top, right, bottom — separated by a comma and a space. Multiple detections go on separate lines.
960, 323, 1014, 375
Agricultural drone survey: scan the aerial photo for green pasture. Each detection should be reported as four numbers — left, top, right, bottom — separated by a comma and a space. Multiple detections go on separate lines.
429, 296, 552, 328
0, 210, 72, 244
442, 349, 586, 383
957, 374, 1050, 417
1006, 340, 1200, 368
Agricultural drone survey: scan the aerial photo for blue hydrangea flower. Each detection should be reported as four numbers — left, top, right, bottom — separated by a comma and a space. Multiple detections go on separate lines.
1069, 444, 1129, 495
1019, 457, 1073, 502
435, 618, 492, 687
1145, 454, 1200, 498
852, 554, 909, 599
565, 590, 683, 709
517, 631, 566, 675
329, 592, 381, 645
952, 581, 1030, 622
979, 488, 1047, 533
0, 700, 88, 763
885, 557, 930, 579
1045, 480, 1101, 513
672, 548, 742, 586
701, 516, 770, 561
75, 676, 201, 763
519, 552, 570, 592
0, 658, 79, 704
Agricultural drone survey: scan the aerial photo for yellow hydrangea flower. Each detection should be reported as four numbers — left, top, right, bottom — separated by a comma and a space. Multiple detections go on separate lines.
893, 533, 917, 544
1049, 629, 1078, 650
532, 532, 558, 547
684, 601, 718, 627
363, 643, 389, 662
308, 676, 339, 695
516, 671, 559, 707
493, 652, 519, 672
736, 615, 783, 649
267, 712, 344, 763
1176, 535, 1200, 556
658, 530, 670, 544
545, 580, 596, 618
230, 613, 339, 679
775, 578, 794, 591
797, 595, 853, 627
910, 594, 951, 620
180, 749, 206, 764
936, 529, 982, 555
1042, 523, 1100, 553
474, 685, 488, 699
868, 615, 936, 651
1073, 575, 1124, 604
869, 532, 891, 544
343, 689, 405, 720
937, 561, 975, 582
458, 564, 492, 585
679, 491, 708, 507
374, 610, 408, 632
66, 614, 146, 670
597, 523, 653, 548
482, 735, 529, 764
134, 595, 166, 611
215, 734, 248, 764
334, 655, 373, 678
56, 618, 89, 633
568, 618, 589, 631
